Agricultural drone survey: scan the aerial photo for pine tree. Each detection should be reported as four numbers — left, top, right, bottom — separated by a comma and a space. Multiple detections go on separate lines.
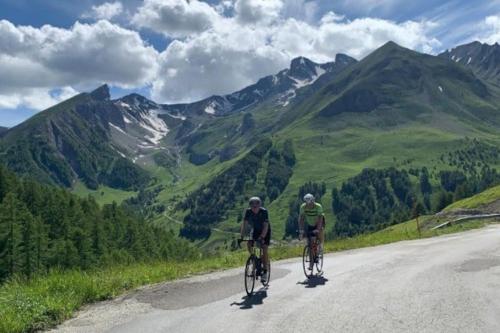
0, 193, 24, 279
32, 216, 48, 274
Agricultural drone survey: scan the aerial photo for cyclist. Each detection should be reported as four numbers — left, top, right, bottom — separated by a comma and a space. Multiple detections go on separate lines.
240, 196, 271, 283
298, 193, 325, 269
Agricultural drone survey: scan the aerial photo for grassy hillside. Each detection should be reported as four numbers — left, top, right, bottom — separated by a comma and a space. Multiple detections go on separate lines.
445, 184, 500, 210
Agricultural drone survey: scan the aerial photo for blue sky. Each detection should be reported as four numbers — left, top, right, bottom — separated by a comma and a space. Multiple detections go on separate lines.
1, 0, 500, 127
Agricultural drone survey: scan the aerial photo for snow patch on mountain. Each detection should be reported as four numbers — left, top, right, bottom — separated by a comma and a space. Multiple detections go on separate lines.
117, 101, 132, 110
205, 104, 216, 115
109, 122, 127, 135
438, 86, 443, 93
290, 65, 327, 89
166, 112, 186, 121
140, 109, 169, 145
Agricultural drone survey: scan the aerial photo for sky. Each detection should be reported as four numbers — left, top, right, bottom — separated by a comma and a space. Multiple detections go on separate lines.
1, 0, 500, 127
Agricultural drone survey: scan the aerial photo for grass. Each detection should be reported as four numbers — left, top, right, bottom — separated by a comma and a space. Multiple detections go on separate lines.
71, 182, 137, 206
0, 217, 492, 333
445, 184, 500, 211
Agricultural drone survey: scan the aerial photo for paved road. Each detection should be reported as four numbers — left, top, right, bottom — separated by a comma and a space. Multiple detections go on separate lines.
52, 225, 500, 333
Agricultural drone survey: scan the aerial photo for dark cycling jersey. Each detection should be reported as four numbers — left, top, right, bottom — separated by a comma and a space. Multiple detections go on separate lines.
244, 207, 271, 245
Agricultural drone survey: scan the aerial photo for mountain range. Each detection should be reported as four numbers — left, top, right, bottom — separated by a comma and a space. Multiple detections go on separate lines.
1, 40, 500, 242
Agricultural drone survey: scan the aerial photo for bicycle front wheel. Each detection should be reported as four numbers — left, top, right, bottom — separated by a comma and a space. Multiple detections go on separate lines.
302, 245, 312, 278
262, 259, 271, 287
244, 256, 256, 296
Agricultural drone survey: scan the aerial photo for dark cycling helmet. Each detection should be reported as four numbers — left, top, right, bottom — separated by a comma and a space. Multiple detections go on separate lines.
249, 196, 261, 206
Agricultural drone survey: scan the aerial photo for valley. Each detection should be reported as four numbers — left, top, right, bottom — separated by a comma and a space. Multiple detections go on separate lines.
1, 41, 500, 250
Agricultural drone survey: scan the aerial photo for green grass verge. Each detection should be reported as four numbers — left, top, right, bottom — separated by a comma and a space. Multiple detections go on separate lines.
445, 184, 500, 211
0, 218, 491, 333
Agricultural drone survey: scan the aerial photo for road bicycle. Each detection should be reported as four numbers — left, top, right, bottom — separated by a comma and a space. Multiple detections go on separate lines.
238, 239, 271, 296
302, 231, 323, 278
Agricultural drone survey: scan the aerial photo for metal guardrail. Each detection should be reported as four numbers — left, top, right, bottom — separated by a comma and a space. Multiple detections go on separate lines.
431, 214, 500, 230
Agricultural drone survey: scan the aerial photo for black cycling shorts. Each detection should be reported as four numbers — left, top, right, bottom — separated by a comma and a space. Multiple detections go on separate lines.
306, 224, 319, 238
252, 228, 271, 246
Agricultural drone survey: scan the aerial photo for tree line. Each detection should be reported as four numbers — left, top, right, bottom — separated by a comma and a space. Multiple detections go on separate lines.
331, 166, 500, 237
0, 165, 197, 282
265, 140, 296, 202
179, 139, 273, 240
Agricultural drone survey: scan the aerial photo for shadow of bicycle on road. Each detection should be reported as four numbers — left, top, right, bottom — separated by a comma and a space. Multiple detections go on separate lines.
297, 276, 329, 288
230, 287, 268, 310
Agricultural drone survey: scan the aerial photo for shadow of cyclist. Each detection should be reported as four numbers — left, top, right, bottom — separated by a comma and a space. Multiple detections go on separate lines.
230, 288, 268, 309
297, 276, 328, 288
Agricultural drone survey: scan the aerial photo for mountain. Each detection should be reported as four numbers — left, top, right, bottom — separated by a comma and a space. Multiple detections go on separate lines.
174, 41, 500, 240
317, 41, 494, 122
0, 55, 355, 191
0, 127, 7, 136
0, 85, 150, 190
439, 41, 500, 84
1, 41, 500, 246
163, 54, 357, 117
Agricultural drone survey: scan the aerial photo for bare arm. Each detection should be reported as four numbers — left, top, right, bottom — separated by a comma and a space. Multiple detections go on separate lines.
241, 219, 248, 238
260, 221, 269, 239
299, 215, 305, 231
315, 215, 323, 229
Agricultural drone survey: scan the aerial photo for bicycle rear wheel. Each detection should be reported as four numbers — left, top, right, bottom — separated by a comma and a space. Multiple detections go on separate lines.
244, 256, 256, 296
302, 245, 312, 278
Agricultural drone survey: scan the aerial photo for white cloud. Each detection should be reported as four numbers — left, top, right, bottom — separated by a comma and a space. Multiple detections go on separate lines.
151, 9, 440, 103
0, 1, 443, 113
0, 19, 158, 109
234, 0, 283, 24
88, 1, 124, 20
0, 86, 78, 110
132, 0, 220, 38
477, 15, 500, 44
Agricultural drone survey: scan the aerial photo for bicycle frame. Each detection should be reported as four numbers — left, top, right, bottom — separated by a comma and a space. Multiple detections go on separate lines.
239, 239, 264, 265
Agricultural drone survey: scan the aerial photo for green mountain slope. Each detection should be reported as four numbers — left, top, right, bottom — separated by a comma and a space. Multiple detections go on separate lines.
444, 184, 500, 211
169, 42, 500, 242
0, 85, 149, 190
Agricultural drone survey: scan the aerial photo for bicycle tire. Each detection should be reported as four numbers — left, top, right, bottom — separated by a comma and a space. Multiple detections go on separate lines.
244, 256, 256, 296
262, 259, 271, 287
302, 245, 312, 278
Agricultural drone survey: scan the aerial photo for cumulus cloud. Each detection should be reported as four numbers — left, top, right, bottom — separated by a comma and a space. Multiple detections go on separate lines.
234, 0, 283, 24
132, 0, 220, 38
87, 1, 124, 20
0, 19, 158, 109
0, 87, 78, 110
0, 0, 443, 113
151, 8, 440, 103
476, 15, 500, 44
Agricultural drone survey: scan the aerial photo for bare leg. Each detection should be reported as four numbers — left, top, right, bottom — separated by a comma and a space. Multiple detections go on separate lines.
309, 236, 316, 269
319, 229, 325, 251
247, 241, 253, 254
262, 245, 269, 270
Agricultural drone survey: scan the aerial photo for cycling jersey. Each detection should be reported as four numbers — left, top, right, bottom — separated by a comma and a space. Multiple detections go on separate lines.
244, 207, 271, 245
300, 202, 324, 227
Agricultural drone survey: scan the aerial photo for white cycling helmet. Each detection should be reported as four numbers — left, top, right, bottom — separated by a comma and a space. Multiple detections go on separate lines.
303, 193, 315, 204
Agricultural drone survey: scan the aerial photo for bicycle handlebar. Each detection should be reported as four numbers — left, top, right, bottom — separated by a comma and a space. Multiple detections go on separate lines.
237, 238, 264, 248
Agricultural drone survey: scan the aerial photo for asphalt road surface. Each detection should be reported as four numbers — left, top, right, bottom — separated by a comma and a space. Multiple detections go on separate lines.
52, 225, 500, 333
